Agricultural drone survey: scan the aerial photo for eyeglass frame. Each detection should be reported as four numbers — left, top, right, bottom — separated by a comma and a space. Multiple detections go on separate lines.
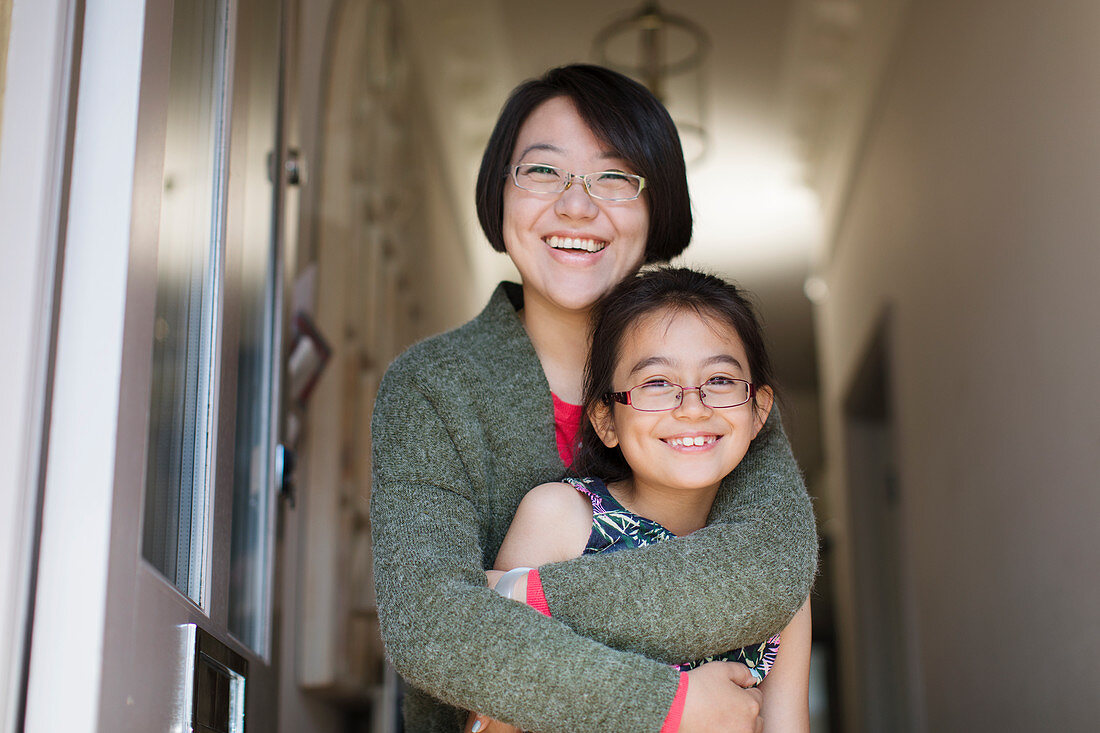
604, 378, 756, 412
508, 163, 647, 201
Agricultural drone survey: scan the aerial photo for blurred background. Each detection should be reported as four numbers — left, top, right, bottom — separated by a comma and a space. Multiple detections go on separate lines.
3, 0, 1098, 731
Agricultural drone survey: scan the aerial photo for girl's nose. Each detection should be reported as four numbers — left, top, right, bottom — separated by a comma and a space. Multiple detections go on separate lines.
554, 178, 599, 219
672, 387, 710, 417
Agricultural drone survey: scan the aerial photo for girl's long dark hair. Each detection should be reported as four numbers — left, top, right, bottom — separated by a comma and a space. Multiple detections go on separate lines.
571, 267, 777, 483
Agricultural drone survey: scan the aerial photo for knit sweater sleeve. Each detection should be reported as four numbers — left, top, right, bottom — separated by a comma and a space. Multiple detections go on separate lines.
370, 362, 680, 733
537, 410, 818, 663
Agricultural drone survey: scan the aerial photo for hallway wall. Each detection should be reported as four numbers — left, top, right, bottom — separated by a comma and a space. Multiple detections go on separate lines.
278, 2, 481, 732
817, 0, 1100, 730
0, 0, 10, 133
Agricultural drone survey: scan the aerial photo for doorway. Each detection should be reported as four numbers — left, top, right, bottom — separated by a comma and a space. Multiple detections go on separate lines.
842, 314, 914, 732
21, 0, 291, 730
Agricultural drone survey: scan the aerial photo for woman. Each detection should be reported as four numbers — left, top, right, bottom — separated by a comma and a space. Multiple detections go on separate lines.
370, 65, 817, 733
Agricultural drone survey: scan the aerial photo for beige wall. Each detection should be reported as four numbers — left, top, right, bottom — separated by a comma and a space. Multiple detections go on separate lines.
0, 0, 12, 137
279, 1, 478, 732
818, 0, 1100, 730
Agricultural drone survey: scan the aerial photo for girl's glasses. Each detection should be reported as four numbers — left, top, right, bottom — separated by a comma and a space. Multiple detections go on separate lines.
605, 378, 756, 412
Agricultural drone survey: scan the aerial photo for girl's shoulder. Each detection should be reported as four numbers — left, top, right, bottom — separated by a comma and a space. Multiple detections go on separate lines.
498, 482, 593, 566
519, 481, 596, 522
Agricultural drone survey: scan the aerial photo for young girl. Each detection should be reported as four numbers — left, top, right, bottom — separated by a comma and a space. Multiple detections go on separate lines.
469, 267, 812, 733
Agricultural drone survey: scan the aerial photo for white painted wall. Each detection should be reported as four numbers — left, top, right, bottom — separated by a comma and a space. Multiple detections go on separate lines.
817, 0, 1100, 729
0, 0, 12, 130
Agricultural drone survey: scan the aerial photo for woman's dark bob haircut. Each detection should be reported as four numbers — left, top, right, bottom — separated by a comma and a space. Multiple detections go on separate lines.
475, 64, 692, 263
571, 267, 777, 483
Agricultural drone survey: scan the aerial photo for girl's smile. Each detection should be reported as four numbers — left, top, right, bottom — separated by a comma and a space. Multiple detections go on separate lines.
662, 433, 720, 448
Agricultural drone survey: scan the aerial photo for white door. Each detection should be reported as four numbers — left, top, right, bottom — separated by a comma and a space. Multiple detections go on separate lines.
24, 0, 291, 730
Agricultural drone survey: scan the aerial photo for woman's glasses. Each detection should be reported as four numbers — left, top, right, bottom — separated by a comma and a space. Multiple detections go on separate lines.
509, 163, 646, 201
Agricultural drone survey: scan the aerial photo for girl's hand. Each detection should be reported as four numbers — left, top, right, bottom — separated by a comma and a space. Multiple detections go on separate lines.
464, 710, 523, 733
680, 661, 764, 733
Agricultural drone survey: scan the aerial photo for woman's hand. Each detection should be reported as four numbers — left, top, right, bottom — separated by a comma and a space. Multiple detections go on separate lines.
464, 710, 523, 733
680, 661, 764, 733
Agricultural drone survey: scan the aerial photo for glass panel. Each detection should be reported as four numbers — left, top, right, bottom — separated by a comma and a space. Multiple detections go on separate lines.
189, 625, 249, 733
142, 0, 228, 603
228, 0, 282, 653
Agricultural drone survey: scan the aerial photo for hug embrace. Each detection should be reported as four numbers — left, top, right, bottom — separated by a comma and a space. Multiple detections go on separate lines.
370, 64, 818, 733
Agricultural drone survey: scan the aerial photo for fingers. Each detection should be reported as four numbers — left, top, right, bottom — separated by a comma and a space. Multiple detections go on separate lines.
467, 713, 522, 733
722, 661, 761, 689
745, 687, 764, 733
465, 711, 490, 733
681, 661, 765, 732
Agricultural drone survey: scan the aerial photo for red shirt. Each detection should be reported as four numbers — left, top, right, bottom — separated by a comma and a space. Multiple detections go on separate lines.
551, 392, 583, 466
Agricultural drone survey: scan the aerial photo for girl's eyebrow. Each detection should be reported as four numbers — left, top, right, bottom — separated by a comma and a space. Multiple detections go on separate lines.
628, 354, 744, 376
704, 354, 745, 371
628, 355, 673, 375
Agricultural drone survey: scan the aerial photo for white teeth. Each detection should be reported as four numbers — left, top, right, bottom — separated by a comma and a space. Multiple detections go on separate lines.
546, 235, 606, 253
668, 435, 715, 447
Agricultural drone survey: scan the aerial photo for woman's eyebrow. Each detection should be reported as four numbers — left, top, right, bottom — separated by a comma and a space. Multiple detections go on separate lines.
516, 144, 626, 164
517, 143, 563, 160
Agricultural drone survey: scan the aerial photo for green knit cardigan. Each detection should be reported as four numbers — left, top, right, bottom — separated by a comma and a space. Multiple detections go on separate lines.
370, 282, 817, 733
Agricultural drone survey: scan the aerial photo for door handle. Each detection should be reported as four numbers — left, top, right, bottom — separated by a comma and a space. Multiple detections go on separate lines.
275, 443, 297, 507
266, 148, 306, 186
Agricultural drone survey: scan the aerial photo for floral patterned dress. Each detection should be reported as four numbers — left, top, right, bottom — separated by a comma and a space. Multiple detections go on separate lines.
564, 477, 781, 682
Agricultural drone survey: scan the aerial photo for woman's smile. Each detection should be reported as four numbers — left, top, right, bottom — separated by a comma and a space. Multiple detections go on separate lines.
543, 234, 607, 253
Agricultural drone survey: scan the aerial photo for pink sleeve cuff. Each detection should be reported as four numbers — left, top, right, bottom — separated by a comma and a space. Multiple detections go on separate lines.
524, 568, 552, 617
660, 672, 689, 733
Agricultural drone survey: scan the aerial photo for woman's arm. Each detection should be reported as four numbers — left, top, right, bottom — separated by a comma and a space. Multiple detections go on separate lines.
371, 368, 682, 732
462, 483, 594, 733
757, 598, 812, 732
535, 410, 818, 662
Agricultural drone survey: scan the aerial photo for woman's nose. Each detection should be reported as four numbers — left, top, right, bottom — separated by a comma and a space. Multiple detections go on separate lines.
554, 178, 599, 219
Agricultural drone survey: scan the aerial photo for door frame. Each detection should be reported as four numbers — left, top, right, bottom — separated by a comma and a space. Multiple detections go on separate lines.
22, 0, 150, 729
0, 0, 84, 729
22, 0, 287, 730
